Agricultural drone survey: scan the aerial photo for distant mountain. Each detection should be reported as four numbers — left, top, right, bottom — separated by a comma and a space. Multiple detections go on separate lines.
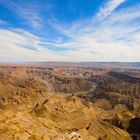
32, 61, 140, 68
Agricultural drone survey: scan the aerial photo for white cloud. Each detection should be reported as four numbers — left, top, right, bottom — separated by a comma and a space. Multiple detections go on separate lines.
47, 2, 140, 62
96, 0, 126, 20
0, 0, 53, 29
0, 26, 140, 62
0, 29, 71, 62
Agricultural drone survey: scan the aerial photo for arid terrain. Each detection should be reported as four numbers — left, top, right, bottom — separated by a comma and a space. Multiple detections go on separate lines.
0, 62, 140, 140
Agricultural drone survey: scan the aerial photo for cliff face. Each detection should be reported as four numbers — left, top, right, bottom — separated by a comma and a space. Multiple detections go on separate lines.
90, 72, 140, 110
50, 75, 92, 93
0, 66, 93, 94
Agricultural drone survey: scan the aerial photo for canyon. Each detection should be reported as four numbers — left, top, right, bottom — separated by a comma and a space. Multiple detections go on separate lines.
0, 62, 140, 140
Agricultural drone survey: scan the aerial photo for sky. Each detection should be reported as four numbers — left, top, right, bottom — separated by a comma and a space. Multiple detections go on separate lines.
0, 0, 140, 62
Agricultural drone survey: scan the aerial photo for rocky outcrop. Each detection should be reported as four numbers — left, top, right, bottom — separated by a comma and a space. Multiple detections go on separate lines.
0, 95, 132, 140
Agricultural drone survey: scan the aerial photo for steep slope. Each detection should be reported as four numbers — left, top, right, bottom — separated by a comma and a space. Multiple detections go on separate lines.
0, 95, 132, 140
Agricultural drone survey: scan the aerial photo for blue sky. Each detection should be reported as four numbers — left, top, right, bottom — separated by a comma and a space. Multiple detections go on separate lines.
0, 0, 140, 62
